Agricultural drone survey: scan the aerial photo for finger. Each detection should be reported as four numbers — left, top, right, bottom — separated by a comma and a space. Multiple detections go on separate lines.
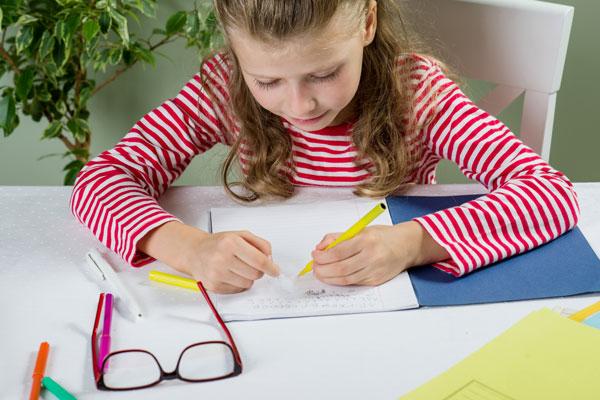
237, 230, 272, 255
319, 265, 373, 286
221, 269, 255, 290
312, 235, 361, 265
203, 281, 246, 294
235, 231, 280, 277
318, 264, 371, 286
229, 258, 265, 281
315, 233, 341, 250
314, 256, 367, 279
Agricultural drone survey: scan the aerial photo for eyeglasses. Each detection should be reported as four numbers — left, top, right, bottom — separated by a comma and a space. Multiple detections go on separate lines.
91, 282, 242, 390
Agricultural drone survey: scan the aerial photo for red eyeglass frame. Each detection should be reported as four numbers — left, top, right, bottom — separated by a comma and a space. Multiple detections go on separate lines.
91, 281, 243, 390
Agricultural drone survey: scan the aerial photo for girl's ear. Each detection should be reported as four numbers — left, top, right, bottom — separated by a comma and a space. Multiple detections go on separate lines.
363, 0, 378, 46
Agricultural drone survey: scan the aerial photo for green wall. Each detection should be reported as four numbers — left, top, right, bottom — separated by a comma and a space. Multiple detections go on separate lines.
1, 0, 598, 186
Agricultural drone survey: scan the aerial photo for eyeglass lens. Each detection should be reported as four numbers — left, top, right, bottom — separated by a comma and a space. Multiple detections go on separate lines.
103, 351, 160, 389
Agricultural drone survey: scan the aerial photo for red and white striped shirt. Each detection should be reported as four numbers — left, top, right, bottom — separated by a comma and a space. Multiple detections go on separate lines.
70, 53, 580, 277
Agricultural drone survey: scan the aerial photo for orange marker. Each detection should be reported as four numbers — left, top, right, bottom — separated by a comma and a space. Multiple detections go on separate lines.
29, 342, 50, 400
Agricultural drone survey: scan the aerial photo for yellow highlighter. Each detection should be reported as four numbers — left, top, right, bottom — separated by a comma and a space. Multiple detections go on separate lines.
149, 270, 199, 291
297, 202, 387, 277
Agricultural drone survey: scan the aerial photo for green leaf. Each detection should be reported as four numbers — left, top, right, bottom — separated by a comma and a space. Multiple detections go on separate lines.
63, 13, 81, 44
16, 14, 38, 25
63, 159, 85, 172
42, 121, 63, 140
37, 86, 52, 102
0, 7, 3, 29
31, 99, 44, 121
205, 10, 218, 31
111, 11, 129, 45
140, 0, 157, 18
69, 148, 90, 160
54, 99, 67, 116
123, 8, 140, 25
54, 20, 65, 42
67, 117, 89, 142
52, 41, 69, 68
62, 157, 86, 185
108, 47, 122, 65
122, 48, 134, 65
15, 67, 35, 100
37, 152, 63, 161
63, 167, 79, 185
79, 85, 93, 107
84, 34, 100, 55
166, 11, 186, 35
95, 0, 109, 10
15, 24, 35, 54
38, 30, 55, 60
186, 12, 199, 37
99, 11, 111, 34
0, 93, 17, 137
133, 44, 154, 65
82, 19, 100, 42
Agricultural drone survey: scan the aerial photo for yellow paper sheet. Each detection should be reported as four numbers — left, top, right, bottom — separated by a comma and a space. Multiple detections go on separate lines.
400, 308, 600, 400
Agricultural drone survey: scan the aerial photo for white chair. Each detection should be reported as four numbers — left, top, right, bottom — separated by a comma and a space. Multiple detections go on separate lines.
402, 0, 574, 160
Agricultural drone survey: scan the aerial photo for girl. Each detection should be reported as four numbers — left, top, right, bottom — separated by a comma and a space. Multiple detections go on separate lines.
71, 0, 579, 294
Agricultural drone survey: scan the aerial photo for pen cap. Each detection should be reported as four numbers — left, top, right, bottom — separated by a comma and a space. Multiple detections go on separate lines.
33, 342, 50, 377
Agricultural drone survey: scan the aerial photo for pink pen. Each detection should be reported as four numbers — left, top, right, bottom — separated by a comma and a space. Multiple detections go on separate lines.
98, 293, 113, 371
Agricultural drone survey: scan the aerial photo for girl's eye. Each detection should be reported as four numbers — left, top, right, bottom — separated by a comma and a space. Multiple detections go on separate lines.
311, 69, 340, 83
255, 79, 279, 90
253, 68, 340, 90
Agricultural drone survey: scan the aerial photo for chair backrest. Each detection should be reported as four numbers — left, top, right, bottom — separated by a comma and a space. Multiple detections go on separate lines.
402, 0, 574, 160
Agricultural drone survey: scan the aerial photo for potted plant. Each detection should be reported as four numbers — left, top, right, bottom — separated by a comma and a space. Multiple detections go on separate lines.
0, 0, 221, 184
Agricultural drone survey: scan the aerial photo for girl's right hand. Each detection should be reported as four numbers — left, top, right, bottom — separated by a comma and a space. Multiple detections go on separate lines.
138, 221, 279, 294
182, 229, 280, 294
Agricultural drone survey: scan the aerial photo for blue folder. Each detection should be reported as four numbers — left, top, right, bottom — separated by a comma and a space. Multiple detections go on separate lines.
386, 195, 600, 306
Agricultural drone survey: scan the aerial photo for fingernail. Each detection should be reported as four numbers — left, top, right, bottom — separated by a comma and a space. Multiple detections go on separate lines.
273, 262, 281, 276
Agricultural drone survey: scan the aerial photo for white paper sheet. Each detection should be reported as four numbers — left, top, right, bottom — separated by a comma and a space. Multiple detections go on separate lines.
209, 199, 419, 320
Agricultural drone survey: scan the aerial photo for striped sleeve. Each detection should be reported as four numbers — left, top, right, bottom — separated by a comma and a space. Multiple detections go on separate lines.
410, 57, 580, 276
70, 54, 232, 267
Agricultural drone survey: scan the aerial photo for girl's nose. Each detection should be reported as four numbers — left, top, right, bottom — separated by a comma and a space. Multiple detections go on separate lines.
288, 84, 318, 118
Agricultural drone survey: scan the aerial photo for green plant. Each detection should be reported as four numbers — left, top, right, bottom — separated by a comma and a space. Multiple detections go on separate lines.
0, 0, 221, 184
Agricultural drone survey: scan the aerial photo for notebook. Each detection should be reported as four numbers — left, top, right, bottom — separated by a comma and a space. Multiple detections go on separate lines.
209, 199, 419, 321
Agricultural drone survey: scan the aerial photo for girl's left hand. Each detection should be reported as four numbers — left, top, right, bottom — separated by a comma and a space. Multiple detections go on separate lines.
311, 221, 448, 286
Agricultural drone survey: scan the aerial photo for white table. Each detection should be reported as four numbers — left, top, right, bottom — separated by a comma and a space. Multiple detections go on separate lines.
2, 183, 599, 399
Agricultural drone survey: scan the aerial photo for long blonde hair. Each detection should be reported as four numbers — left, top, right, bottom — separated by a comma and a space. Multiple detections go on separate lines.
210, 0, 432, 202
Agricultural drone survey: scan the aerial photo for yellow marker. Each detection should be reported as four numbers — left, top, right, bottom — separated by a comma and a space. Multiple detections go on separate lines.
149, 270, 199, 291
569, 301, 600, 322
297, 202, 387, 277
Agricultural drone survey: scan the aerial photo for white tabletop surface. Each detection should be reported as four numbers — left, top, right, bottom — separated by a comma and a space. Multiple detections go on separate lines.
1, 183, 600, 400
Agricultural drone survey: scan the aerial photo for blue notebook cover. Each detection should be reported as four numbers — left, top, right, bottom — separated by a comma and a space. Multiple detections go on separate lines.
386, 195, 600, 306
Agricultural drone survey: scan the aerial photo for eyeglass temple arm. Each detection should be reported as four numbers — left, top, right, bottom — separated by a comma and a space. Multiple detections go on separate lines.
196, 281, 242, 364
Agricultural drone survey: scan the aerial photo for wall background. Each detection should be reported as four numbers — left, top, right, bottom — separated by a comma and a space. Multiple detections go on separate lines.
0, 0, 598, 186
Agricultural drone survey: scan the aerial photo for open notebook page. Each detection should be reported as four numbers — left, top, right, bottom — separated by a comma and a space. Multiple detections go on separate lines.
209, 198, 418, 321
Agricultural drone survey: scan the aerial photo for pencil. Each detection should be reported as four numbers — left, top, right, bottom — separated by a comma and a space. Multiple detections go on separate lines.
297, 202, 387, 277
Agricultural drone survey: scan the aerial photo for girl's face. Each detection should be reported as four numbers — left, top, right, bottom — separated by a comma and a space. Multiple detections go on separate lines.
228, 2, 377, 131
